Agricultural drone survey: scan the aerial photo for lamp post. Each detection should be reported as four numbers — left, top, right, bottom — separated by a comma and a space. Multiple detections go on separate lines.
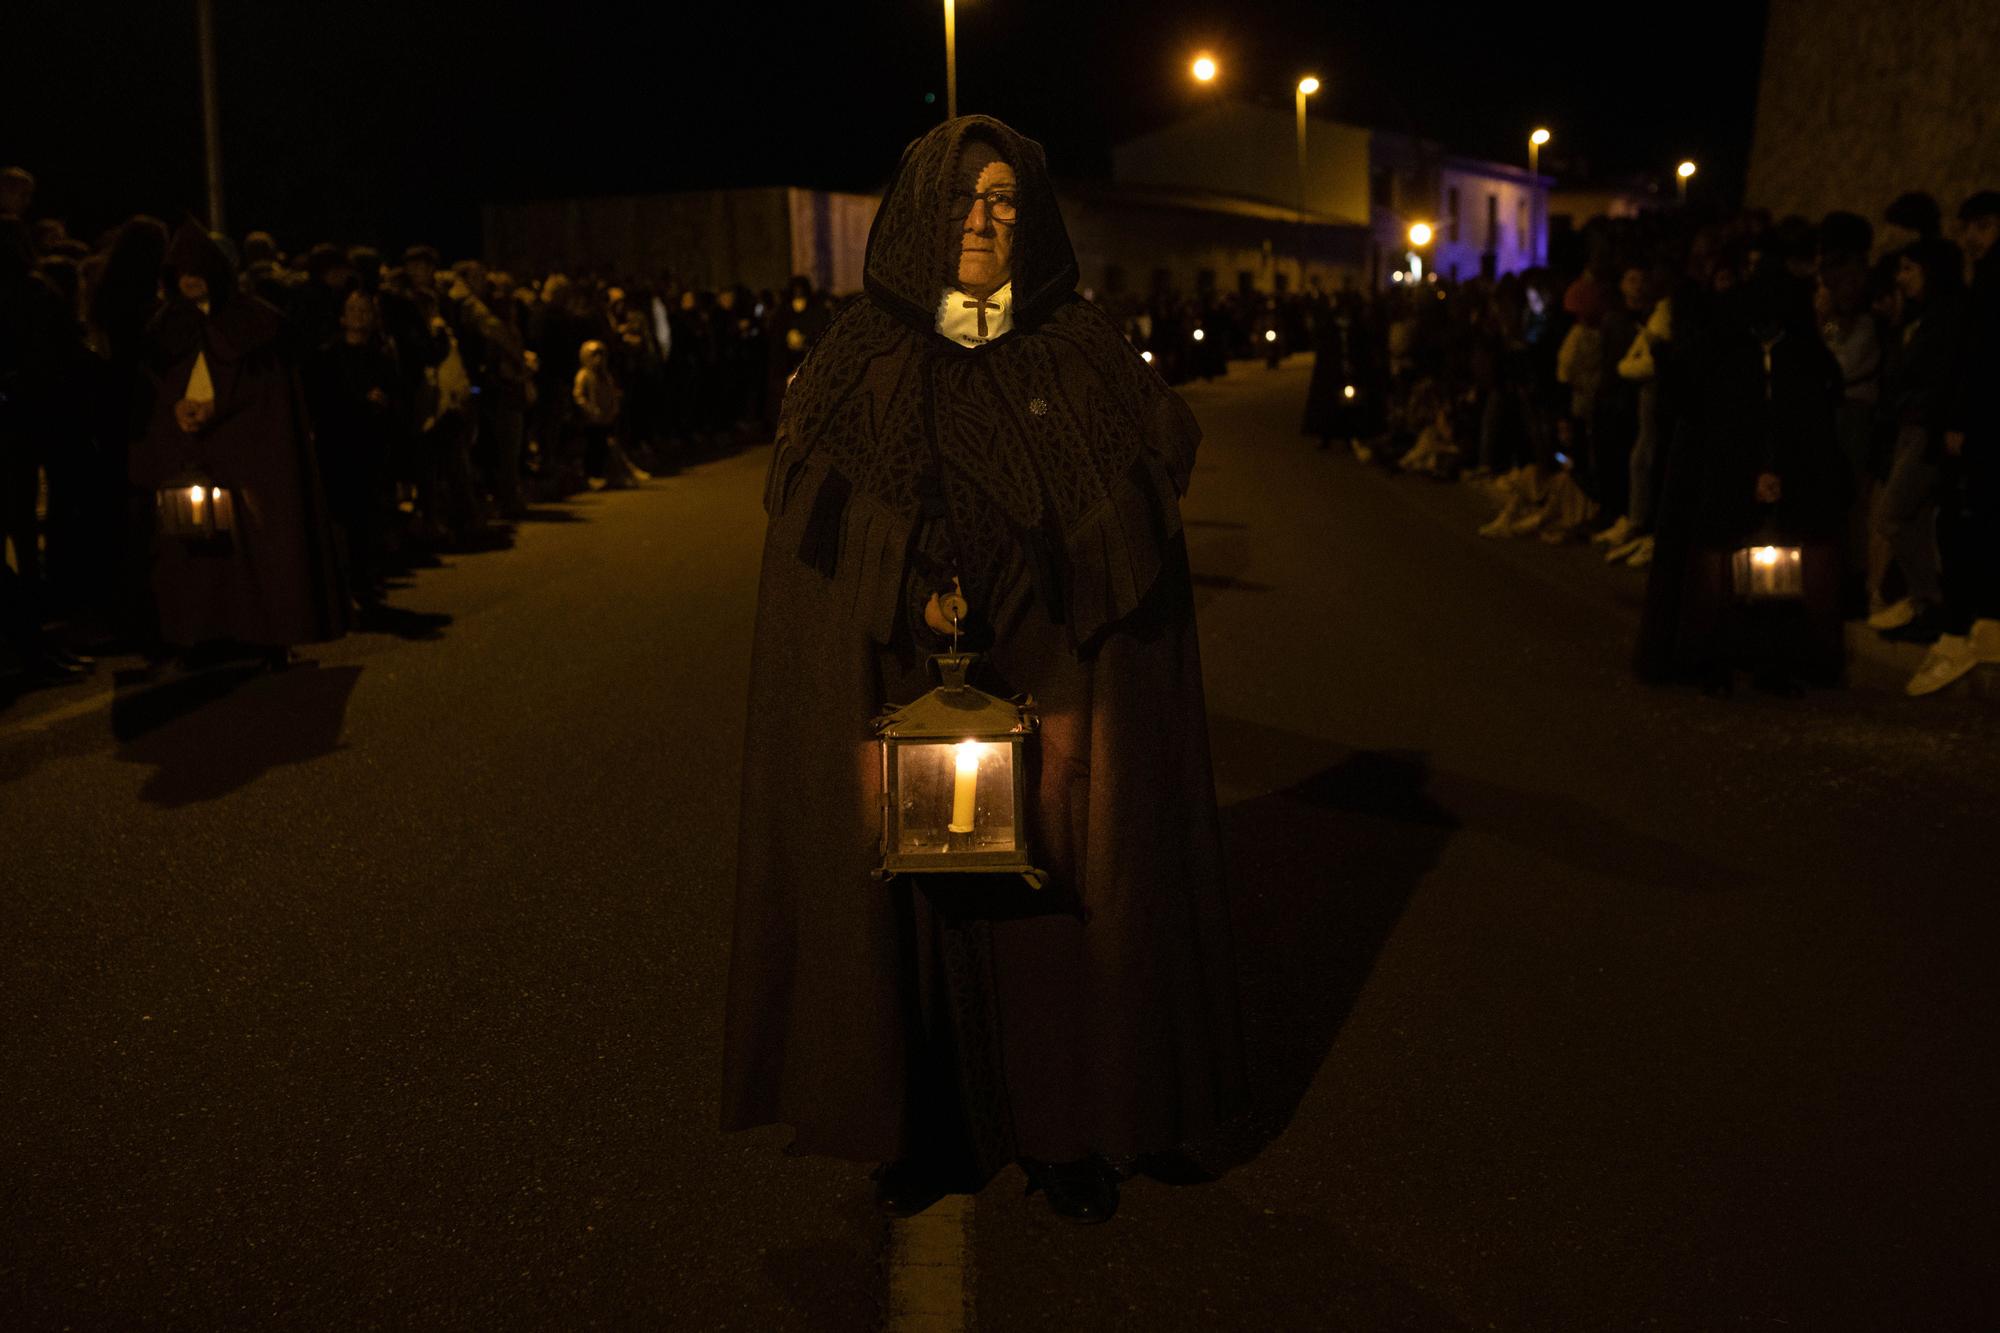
1191, 53, 1217, 84
1295, 76, 1320, 289
943, 0, 958, 119
1529, 128, 1550, 265
195, 0, 226, 232
1677, 159, 1697, 205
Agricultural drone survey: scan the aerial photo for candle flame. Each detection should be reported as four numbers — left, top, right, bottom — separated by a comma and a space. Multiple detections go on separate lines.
955, 741, 981, 775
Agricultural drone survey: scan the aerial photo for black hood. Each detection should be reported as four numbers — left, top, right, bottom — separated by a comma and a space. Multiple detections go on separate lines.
165, 218, 239, 310
862, 114, 1078, 336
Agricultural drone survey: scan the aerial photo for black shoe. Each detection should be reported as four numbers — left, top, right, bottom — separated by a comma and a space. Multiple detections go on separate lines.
872, 1160, 949, 1219
1879, 608, 1946, 645
1022, 1156, 1120, 1225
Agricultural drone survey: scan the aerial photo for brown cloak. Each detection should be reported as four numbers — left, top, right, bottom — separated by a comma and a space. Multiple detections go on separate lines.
722, 116, 1246, 1170
129, 225, 347, 650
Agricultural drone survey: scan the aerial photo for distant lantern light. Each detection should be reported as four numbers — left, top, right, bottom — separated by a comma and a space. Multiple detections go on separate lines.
1264, 328, 1278, 343
1297, 76, 1320, 96
156, 472, 235, 549
1677, 160, 1697, 179
1408, 221, 1434, 247
1141, 349, 1154, 363
1391, 270, 1404, 283
1531, 128, 1551, 146
1343, 384, 1357, 399
1191, 327, 1206, 342
1192, 55, 1217, 82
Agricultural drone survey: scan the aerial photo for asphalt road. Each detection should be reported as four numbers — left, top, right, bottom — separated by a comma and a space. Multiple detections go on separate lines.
4, 357, 1995, 1330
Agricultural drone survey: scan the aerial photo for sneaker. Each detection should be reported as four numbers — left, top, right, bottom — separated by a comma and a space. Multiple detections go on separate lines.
1879, 606, 1945, 644
1592, 515, 1633, 547
1605, 535, 1645, 564
1971, 618, 2000, 664
1507, 503, 1550, 536
1906, 633, 1978, 697
1866, 599, 1916, 631
1623, 535, 1655, 568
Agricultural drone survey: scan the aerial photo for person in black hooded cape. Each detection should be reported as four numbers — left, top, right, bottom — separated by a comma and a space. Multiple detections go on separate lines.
1634, 261, 1848, 691
722, 116, 1247, 1223
129, 221, 347, 663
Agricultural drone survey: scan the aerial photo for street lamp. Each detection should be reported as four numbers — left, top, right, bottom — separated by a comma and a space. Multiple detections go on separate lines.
1529, 129, 1551, 265
1191, 53, 1217, 82
1677, 159, 1697, 204
1295, 76, 1320, 289
943, 0, 961, 119
1407, 221, 1433, 247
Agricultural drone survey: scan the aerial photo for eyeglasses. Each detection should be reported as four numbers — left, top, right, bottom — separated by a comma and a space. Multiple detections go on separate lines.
952, 190, 1019, 225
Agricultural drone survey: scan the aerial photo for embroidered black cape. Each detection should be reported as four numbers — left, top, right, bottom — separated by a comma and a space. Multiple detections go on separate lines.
723, 116, 1247, 1172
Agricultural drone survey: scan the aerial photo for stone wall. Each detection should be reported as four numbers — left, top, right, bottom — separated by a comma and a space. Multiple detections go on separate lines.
1748, 0, 2000, 225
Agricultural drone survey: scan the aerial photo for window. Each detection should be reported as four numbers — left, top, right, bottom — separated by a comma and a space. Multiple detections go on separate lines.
1486, 193, 1499, 250
1448, 186, 1461, 243
1238, 270, 1256, 296
1196, 268, 1216, 294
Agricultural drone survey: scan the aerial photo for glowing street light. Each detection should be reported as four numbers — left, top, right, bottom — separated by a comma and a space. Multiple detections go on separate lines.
1528, 129, 1552, 265
1297, 75, 1320, 96
1191, 54, 1217, 82
1529, 127, 1550, 175
1408, 221, 1434, 247
1677, 159, 1697, 204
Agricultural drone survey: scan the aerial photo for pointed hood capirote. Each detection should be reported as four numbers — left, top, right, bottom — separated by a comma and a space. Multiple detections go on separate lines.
863, 115, 1080, 335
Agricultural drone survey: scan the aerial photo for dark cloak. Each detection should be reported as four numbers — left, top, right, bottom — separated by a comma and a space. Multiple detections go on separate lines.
1636, 274, 1848, 685
129, 223, 348, 649
1300, 295, 1383, 442
723, 116, 1248, 1171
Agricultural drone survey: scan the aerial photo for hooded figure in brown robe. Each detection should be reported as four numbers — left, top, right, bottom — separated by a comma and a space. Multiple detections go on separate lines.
722, 116, 1247, 1222
129, 222, 347, 657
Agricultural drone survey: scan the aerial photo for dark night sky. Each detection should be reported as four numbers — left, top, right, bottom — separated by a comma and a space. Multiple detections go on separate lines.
5, 0, 1770, 257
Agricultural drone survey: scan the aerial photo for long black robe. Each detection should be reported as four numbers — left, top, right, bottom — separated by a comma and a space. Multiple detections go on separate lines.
723, 115, 1247, 1173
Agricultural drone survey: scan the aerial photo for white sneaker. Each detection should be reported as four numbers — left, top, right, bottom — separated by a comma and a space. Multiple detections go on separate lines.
1906, 633, 1978, 697
1867, 599, 1915, 631
1605, 535, 1644, 564
1623, 535, 1655, 568
1971, 618, 2000, 664
1592, 515, 1633, 547
1507, 504, 1549, 537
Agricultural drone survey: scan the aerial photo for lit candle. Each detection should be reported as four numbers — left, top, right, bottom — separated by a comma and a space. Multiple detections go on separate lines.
949, 742, 979, 834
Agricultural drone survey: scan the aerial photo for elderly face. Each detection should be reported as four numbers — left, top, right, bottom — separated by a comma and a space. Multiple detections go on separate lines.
956, 160, 1017, 296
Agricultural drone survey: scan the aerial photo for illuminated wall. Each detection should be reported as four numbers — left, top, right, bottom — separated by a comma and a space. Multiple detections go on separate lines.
1113, 102, 1373, 225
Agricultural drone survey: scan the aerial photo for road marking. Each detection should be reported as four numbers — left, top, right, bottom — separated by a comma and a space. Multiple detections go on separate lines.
885, 1194, 972, 1332
0, 684, 115, 742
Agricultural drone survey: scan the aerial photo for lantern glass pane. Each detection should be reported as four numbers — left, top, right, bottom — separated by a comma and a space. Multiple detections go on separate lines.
1731, 544, 1803, 599
893, 740, 1018, 856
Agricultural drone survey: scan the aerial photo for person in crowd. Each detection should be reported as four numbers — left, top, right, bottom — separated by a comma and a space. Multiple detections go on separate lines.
305, 287, 403, 612
1905, 190, 2000, 695
127, 221, 347, 670
0, 167, 35, 222
725, 115, 1246, 1229
1870, 237, 1966, 646
1300, 289, 1382, 453
572, 338, 645, 490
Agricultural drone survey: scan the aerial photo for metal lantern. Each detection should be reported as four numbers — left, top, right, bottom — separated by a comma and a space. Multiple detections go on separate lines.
874, 652, 1046, 889
156, 472, 236, 548
1730, 540, 1803, 601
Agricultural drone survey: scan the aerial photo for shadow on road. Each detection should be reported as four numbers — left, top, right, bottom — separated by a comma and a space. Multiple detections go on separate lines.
353, 604, 455, 641
111, 660, 362, 807
1197, 744, 1459, 1173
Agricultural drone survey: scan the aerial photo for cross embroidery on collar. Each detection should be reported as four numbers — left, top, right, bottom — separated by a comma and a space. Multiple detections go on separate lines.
961, 294, 999, 340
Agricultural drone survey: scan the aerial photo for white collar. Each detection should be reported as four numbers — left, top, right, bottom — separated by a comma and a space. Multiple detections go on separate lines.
935, 281, 1013, 347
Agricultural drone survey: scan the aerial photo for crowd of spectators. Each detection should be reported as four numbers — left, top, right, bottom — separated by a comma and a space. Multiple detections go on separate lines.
1104, 188, 1996, 698
3, 160, 1995, 701
0, 164, 836, 686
